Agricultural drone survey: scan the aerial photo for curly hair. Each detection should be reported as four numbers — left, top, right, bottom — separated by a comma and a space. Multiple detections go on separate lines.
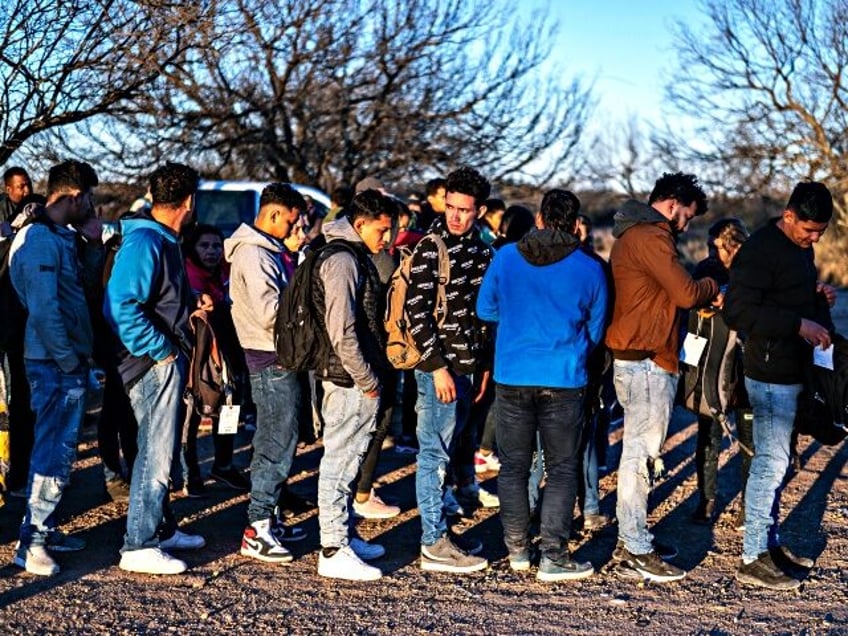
445, 166, 491, 206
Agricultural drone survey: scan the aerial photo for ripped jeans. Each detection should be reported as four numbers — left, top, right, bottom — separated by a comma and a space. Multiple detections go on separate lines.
19, 360, 87, 548
613, 359, 678, 555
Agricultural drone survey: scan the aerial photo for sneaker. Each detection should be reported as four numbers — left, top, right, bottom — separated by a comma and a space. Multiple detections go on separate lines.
13, 545, 59, 576
508, 548, 531, 572
457, 482, 500, 509
771, 545, 814, 569
442, 488, 465, 517
736, 552, 801, 590
615, 548, 686, 582
349, 537, 386, 561
474, 450, 501, 474
537, 555, 594, 582
241, 519, 293, 564
691, 498, 717, 525
46, 530, 86, 552
105, 477, 131, 503
183, 478, 208, 499
318, 546, 382, 581
270, 518, 307, 544
449, 532, 483, 556
613, 539, 677, 562
120, 547, 187, 575
420, 536, 488, 573
210, 466, 250, 491
159, 529, 206, 551
582, 513, 611, 531
276, 491, 317, 519
353, 490, 401, 519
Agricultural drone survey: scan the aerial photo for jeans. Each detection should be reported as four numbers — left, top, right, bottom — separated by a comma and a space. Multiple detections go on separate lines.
318, 382, 379, 548
580, 410, 601, 516
613, 359, 678, 555
496, 384, 584, 561
248, 365, 301, 523
19, 360, 87, 548
123, 356, 186, 553
414, 370, 472, 546
742, 378, 801, 561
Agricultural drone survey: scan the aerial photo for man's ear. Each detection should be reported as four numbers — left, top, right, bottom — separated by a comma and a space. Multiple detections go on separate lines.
535, 211, 544, 230
782, 209, 797, 225
476, 204, 488, 219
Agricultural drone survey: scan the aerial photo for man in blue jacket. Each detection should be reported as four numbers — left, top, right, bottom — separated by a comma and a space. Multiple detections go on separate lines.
104, 163, 204, 575
477, 189, 607, 582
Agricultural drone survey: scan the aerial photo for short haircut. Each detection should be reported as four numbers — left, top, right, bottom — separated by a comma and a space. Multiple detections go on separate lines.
425, 178, 446, 198
539, 189, 581, 232
499, 205, 535, 243
445, 166, 491, 207
484, 198, 506, 215
149, 162, 199, 207
46, 160, 98, 197
649, 172, 708, 216
3, 166, 29, 186
331, 185, 354, 209
349, 189, 397, 223
259, 182, 307, 212
786, 181, 833, 223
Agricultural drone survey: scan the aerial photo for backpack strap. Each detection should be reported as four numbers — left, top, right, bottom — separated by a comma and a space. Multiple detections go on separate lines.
428, 234, 451, 328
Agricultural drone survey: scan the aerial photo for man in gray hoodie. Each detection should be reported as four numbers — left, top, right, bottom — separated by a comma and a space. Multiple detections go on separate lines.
8, 160, 98, 576
225, 183, 309, 564
313, 189, 396, 581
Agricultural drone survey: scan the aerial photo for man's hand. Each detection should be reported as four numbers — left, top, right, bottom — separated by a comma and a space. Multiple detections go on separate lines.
817, 281, 837, 308
197, 293, 214, 311
473, 369, 491, 404
364, 387, 380, 399
799, 318, 832, 349
156, 352, 177, 365
433, 367, 456, 403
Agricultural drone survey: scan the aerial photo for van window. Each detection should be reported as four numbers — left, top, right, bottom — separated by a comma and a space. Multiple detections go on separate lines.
195, 190, 258, 235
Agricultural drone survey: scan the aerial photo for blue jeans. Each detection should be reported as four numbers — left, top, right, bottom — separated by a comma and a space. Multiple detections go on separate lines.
414, 370, 472, 546
613, 359, 678, 554
19, 360, 87, 548
317, 382, 380, 549
496, 384, 584, 561
248, 365, 301, 523
580, 410, 601, 516
123, 356, 186, 552
742, 378, 802, 561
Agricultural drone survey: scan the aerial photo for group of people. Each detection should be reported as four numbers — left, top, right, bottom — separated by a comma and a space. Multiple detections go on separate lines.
0, 160, 838, 591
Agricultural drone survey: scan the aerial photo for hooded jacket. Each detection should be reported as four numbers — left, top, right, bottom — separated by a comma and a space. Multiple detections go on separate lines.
104, 217, 193, 387
605, 199, 718, 374
477, 228, 607, 388
224, 223, 286, 354
406, 216, 492, 375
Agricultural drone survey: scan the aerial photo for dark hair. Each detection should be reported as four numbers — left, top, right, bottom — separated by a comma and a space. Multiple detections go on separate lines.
332, 185, 354, 209
539, 189, 580, 232
259, 182, 307, 212
484, 198, 506, 214
149, 162, 199, 207
445, 166, 491, 207
3, 166, 30, 186
185, 223, 224, 268
786, 181, 833, 223
46, 160, 98, 197
350, 189, 397, 223
425, 178, 446, 198
494, 205, 535, 247
649, 172, 707, 216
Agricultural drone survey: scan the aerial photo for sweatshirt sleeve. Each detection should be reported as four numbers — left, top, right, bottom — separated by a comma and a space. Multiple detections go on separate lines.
476, 251, 500, 324
405, 235, 448, 370
319, 250, 379, 392
586, 261, 609, 350
240, 247, 284, 336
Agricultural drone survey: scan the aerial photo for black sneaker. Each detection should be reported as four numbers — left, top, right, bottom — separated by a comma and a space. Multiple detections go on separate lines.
210, 466, 250, 491
270, 518, 307, 544
276, 491, 317, 519
616, 548, 686, 582
420, 536, 488, 573
770, 545, 814, 569
691, 498, 717, 525
537, 554, 594, 582
614, 539, 677, 562
736, 552, 800, 590
183, 478, 208, 498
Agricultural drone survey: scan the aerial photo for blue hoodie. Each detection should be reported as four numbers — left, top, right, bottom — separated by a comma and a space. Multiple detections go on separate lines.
104, 218, 193, 386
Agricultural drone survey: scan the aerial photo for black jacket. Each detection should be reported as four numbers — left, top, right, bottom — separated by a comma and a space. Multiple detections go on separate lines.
724, 219, 832, 384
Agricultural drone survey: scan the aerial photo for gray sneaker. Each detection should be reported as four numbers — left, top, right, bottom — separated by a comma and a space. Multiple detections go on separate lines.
14, 545, 59, 576
421, 536, 488, 573
537, 555, 594, 582
736, 552, 801, 590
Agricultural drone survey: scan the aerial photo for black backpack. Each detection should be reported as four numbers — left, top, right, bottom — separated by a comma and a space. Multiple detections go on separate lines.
794, 333, 848, 446
274, 241, 359, 372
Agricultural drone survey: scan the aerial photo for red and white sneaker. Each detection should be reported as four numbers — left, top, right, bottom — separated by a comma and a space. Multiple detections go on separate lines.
474, 450, 501, 474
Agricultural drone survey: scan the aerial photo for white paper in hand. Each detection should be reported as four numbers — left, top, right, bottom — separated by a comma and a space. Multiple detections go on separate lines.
813, 344, 834, 370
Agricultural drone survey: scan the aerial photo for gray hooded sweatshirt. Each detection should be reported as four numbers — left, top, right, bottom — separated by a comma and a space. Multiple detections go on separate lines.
224, 223, 286, 353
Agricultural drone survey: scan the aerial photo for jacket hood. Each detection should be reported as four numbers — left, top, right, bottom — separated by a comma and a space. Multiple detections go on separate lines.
224, 222, 282, 262
612, 199, 670, 238
322, 216, 366, 246
516, 228, 580, 265
121, 217, 180, 243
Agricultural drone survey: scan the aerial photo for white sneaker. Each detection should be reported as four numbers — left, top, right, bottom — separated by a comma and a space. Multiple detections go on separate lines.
13, 545, 59, 576
159, 529, 206, 551
119, 547, 187, 574
318, 545, 382, 581
241, 518, 293, 564
349, 537, 386, 561
458, 482, 500, 509
474, 450, 502, 474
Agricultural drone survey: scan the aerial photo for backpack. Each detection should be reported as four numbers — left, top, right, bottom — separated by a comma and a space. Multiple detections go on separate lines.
274, 241, 358, 372
794, 333, 848, 446
384, 234, 450, 370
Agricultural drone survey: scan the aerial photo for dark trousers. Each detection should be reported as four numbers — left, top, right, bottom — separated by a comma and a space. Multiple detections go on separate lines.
97, 364, 138, 482
356, 371, 397, 496
695, 409, 754, 502
6, 344, 35, 491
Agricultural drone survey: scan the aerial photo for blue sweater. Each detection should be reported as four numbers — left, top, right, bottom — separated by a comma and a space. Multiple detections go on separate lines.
476, 236, 607, 388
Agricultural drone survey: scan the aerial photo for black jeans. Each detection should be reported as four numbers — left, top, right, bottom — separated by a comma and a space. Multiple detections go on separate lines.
496, 384, 584, 561
695, 408, 754, 502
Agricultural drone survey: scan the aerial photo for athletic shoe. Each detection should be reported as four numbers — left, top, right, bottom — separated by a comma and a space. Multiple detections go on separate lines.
771, 545, 814, 569
582, 513, 611, 531
420, 536, 488, 573
442, 488, 465, 517
119, 547, 187, 575
613, 539, 677, 562
241, 518, 293, 564
270, 518, 307, 544
276, 491, 317, 519
352, 490, 401, 519
46, 530, 86, 552
736, 552, 801, 590
537, 555, 594, 582
210, 466, 250, 491
508, 548, 531, 572
159, 529, 206, 551
457, 482, 500, 509
474, 450, 501, 474
13, 545, 59, 576
349, 537, 386, 561
615, 547, 686, 582
318, 546, 382, 581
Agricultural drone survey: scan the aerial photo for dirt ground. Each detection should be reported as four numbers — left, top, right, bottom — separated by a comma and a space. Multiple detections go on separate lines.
1, 315, 847, 635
